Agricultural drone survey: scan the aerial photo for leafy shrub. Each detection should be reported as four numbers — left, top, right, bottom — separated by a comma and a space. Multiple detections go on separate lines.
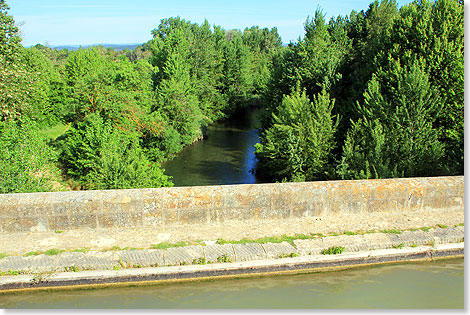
0, 120, 56, 193
60, 113, 172, 189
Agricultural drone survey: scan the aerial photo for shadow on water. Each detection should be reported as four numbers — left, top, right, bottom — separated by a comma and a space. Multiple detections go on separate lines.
162, 107, 262, 187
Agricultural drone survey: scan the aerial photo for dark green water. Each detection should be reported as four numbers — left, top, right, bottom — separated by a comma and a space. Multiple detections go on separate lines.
0, 258, 464, 309
162, 108, 262, 187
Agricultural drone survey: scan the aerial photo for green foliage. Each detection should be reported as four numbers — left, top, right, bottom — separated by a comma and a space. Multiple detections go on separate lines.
0, 0, 464, 193
192, 257, 207, 265
44, 249, 62, 256
0, 120, 57, 193
149, 241, 188, 250
338, 59, 444, 179
60, 114, 172, 190
321, 246, 346, 255
217, 254, 232, 263
256, 88, 338, 182
387, 0, 464, 174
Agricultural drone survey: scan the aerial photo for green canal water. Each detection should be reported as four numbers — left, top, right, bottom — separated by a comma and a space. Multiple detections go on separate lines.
0, 258, 464, 308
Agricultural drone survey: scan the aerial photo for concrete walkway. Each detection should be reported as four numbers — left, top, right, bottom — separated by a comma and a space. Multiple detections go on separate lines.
0, 208, 463, 255
0, 242, 464, 292
0, 225, 463, 288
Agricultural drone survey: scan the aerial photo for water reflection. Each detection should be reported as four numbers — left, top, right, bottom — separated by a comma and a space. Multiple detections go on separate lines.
162, 107, 262, 187
1, 258, 463, 309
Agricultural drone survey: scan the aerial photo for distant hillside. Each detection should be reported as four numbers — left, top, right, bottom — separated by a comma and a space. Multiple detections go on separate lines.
53, 43, 142, 51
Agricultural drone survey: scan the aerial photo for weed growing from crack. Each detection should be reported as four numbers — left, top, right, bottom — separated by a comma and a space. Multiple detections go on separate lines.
192, 258, 207, 265
149, 241, 188, 250
45, 249, 63, 256
217, 254, 232, 263
279, 253, 299, 258
321, 246, 345, 255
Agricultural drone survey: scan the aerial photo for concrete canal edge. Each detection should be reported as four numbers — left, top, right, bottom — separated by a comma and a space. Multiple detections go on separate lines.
0, 242, 463, 293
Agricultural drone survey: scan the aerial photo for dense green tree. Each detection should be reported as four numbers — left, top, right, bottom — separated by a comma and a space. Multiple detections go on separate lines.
222, 31, 252, 112
332, 0, 398, 145
255, 88, 338, 182
261, 10, 349, 130
338, 59, 444, 179
242, 26, 283, 97
60, 114, 172, 190
151, 27, 204, 145
385, 0, 464, 174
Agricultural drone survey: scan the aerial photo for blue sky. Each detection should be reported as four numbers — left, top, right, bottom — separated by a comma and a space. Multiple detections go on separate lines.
8, 0, 415, 47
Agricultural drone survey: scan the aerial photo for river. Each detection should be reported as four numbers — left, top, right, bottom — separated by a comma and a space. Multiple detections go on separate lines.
0, 258, 463, 308
162, 107, 262, 187
1, 108, 463, 309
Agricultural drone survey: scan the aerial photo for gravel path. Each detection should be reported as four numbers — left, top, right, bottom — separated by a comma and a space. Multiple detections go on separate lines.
0, 208, 463, 255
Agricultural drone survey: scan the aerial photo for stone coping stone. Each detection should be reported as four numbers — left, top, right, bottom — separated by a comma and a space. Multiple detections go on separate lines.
231, 243, 266, 261
0, 226, 464, 274
0, 243, 463, 292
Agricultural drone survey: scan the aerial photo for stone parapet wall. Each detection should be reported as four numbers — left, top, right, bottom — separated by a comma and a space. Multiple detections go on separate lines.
0, 176, 464, 233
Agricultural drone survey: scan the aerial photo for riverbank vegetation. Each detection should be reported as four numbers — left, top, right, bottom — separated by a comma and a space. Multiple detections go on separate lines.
0, 0, 463, 193
256, 0, 463, 182
0, 1, 281, 192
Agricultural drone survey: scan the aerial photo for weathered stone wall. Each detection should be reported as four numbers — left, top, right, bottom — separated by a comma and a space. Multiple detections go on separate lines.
0, 176, 463, 233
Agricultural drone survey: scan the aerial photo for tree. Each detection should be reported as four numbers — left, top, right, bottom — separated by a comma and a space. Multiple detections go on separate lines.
60, 114, 172, 190
386, 0, 464, 174
151, 27, 204, 145
222, 31, 252, 113
256, 88, 338, 182
338, 59, 444, 179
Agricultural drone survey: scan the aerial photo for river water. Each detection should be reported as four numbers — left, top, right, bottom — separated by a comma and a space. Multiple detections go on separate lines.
162, 108, 262, 187
1, 109, 463, 309
0, 258, 463, 308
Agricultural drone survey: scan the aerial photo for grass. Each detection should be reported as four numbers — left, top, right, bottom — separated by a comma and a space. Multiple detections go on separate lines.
12, 223, 456, 261
45, 249, 63, 256
40, 123, 69, 141
392, 243, 405, 249
216, 233, 316, 246
149, 241, 189, 250
321, 246, 345, 255
0, 253, 7, 259
0, 270, 26, 276
54, 230, 64, 234
279, 253, 299, 258
71, 247, 89, 253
